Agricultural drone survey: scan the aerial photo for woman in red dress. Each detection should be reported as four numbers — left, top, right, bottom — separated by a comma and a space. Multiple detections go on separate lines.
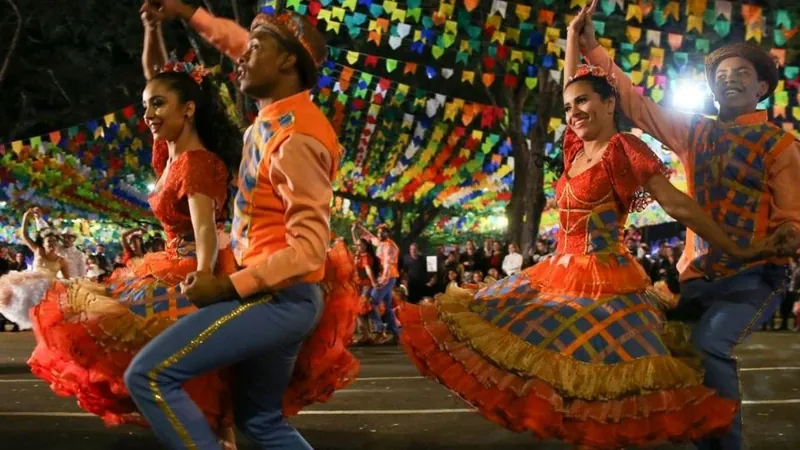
396, 5, 777, 449
27, 8, 243, 446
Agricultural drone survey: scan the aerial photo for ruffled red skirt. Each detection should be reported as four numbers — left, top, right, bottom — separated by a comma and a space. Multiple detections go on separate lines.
397, 252, 737, 449
28, 250, 235, 430
28, 242, 361, 428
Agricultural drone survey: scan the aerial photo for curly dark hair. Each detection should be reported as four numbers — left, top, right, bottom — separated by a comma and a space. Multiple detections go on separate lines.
564, 74, 621, 130
360, 238, 382, 276
148, 71, 243, 175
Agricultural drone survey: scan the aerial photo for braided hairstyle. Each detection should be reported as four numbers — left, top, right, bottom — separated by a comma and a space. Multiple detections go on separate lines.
148, 71, 243, 175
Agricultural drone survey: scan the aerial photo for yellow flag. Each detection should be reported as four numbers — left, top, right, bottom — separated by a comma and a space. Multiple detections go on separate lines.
104, 113, 116, 127
548, 118, 563, 133
515, 5, 531, 21
664, 1, 680, 20
346, 51, 359, 64
687, 15, 703, 33
462, 71, 475, 84
626, 5, 643, 22
631, 71, 644, 85
326, 21, 341, 33
546, 27, 560, 42
626, 26, 642, 44
687, 0, 708, 16
745, 24, 763, 43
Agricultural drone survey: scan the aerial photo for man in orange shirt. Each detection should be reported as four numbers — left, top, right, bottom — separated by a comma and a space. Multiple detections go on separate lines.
125, 1, 339, 448
354, 223, 401, 343
575, 2, 800, 448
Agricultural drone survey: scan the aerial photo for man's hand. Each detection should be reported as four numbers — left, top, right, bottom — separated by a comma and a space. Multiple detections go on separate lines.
774, 223, 800, 257
140, 2, 162, 29
181, 271, 238, 308
144, 0, 196, 21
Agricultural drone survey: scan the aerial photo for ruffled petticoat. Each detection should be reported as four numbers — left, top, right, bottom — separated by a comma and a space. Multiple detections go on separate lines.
28, 242, 361, 430
398, 251, 736, 449
0, 271, 61, 329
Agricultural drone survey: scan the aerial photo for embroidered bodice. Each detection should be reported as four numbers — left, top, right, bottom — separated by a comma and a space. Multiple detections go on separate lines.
149, 141, 229, 243
555, 129, 669, 256
34, 254, 62, 277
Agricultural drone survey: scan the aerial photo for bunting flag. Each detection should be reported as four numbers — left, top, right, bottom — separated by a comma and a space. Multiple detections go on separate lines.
3, 0, 800, 237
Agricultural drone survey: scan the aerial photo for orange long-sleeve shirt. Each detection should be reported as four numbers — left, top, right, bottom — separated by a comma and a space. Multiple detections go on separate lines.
190, 8, 340, 298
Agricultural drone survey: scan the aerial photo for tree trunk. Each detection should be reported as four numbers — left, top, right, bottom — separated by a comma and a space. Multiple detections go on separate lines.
400, 207, 440, 250
507, 134, 544, 254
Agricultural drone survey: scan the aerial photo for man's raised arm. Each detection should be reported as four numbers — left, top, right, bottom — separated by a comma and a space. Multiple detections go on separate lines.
154, 0, 249, 61
583, 43, 695, 158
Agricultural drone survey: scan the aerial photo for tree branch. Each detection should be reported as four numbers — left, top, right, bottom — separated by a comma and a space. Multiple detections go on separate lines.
46, 69, 72, 105
0, 0, 23, 91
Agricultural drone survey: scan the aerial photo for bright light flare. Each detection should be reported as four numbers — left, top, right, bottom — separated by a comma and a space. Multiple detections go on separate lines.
490, 215, 509, 230
671, 78, 710, 112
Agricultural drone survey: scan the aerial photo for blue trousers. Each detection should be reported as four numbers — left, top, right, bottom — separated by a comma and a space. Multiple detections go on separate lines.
125, 283, 324, 450
368, 278, 399, 335
678, 264, 787, 450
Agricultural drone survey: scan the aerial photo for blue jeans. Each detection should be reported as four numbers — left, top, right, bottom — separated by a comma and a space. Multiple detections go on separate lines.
369, 278, 399, 335
679, 264, 788, 450
125, 283, 324, 450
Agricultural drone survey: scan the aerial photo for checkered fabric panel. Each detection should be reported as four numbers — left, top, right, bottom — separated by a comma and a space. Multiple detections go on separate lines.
586, 203, 622, 253
472, 286, 669, 364
691, 122, 777, 276
111, 278, 196, 321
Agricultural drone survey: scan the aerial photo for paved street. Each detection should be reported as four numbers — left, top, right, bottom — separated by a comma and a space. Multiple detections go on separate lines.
1, 332, 799, 449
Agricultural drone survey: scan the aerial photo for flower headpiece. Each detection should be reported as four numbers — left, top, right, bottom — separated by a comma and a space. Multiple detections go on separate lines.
159, 61, 210, 87
567, 64, 619, 93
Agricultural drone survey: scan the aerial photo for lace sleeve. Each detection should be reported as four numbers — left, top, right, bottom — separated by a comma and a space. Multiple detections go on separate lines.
151, 140, 169, 178
173, 150, 229, 208
607, 133, 673, 212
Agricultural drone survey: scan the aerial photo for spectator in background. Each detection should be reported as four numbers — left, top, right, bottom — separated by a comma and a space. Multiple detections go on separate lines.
440, 251, 464, 290
402, 243, 429, 304
93, 244, 110, 274
460, 240, 482, 277
446, 269, 460, 289
488, 241, 505, 272
532, 239, 550, 265
774, 258, 799, 331
502, 243, 523, 276
10, 252, 27, 272
0, 247, 10, 276
480, 238, 493, 270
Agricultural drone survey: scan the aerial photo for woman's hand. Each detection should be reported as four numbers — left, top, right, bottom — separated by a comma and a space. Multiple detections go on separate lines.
568, 0, 600, 52
140, 1, 162, 29
567, 4, 590, 35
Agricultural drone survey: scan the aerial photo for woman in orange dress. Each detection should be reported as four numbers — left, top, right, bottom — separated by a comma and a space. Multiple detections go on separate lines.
27, 8, 243, 445
396, 5, 777, 449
